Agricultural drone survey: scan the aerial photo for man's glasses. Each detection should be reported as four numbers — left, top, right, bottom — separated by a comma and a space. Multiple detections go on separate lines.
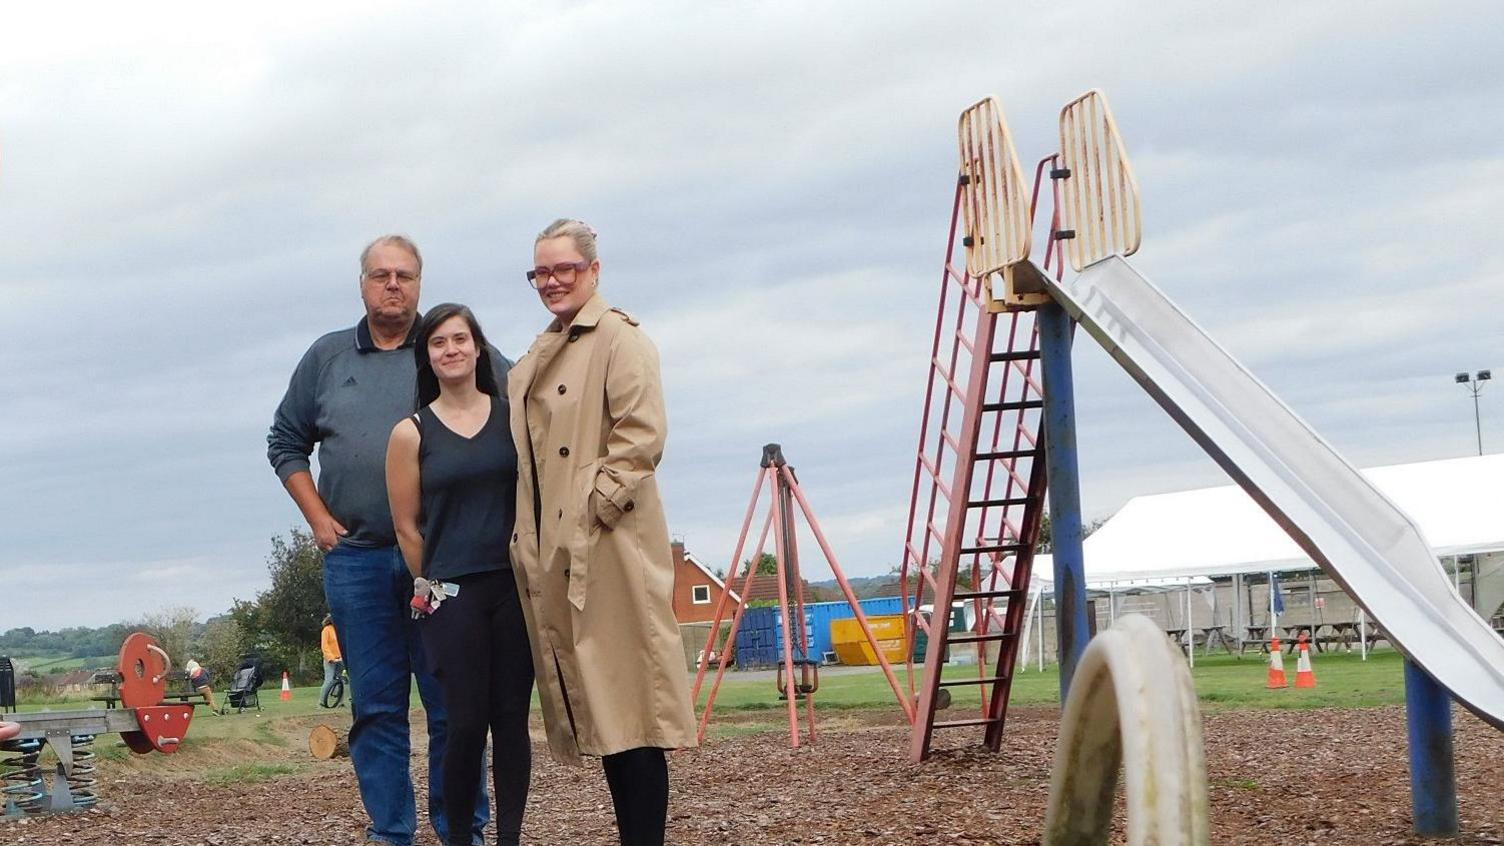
363, 268, 420, 284
526, 261, 591, 289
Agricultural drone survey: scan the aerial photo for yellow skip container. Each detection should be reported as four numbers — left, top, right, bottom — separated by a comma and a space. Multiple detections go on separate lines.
830, 614, 909, 665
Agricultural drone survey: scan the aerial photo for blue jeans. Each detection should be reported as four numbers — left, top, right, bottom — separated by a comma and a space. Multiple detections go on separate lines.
320, 659, 343, 705
324, 544, 489, 846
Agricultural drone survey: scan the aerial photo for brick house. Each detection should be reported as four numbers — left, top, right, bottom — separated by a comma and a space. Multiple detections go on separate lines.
671, 542, 740, 623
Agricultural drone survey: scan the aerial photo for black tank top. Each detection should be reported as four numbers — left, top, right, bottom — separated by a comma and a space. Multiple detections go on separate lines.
415, 396, 517, 580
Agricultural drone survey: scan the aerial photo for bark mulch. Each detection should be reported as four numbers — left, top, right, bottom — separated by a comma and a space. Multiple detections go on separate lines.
5, 705, 1503, 844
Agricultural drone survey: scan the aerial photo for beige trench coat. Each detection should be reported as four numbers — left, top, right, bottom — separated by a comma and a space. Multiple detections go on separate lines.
507, 293, 697, 763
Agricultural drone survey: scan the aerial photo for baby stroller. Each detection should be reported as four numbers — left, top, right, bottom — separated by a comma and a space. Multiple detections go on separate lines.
224, 655, 265, 714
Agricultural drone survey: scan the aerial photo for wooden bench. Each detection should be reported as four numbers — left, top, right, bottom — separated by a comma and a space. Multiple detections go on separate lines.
90, 669, 209, 710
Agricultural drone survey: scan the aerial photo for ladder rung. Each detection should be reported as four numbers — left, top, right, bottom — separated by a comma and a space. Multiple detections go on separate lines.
948, 631, 1015, 645
937, 676, 1002, 688
952, 588, 1024, 601
975, 449, 1038, 462
966, 497, 1032, 509
990, 351, 1040, 363
932, 356, 966, 403
933, 717, 1001, 729
982, 399, 1043, 413
959, 542, 1027, 556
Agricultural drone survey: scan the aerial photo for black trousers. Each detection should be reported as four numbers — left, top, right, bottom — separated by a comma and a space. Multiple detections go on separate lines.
422, 570, 535, 846
602, 746, 669, 846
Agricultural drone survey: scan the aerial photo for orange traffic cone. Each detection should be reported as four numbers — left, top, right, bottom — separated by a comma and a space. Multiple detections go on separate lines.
1266, 636, 1288, 689
280, 671, 293, 701
1294, 633, 1317, 689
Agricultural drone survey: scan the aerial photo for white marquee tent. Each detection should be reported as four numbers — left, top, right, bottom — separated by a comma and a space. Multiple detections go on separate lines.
1017, 453, 1504, 665
1080, 453, 1504, 583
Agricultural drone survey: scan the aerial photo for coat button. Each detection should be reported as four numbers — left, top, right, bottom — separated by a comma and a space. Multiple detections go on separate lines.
557, 509, 563, 519
568, 331, 580, 343
564, 568, 571, 577
557, 384, 567, 395
559, 446, 570, 457
512, 533, 518, 542
624, 501, 635, 512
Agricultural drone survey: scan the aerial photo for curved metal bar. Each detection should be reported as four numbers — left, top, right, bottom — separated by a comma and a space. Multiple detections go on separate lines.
146, 644, 172, 684
1043, 614, 1209, 845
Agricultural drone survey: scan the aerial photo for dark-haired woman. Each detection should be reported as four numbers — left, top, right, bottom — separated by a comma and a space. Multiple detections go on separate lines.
386, 303, 533, 846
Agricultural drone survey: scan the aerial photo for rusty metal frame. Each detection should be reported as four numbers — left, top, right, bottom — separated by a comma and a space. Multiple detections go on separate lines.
692, 449, 912, 748
900, 120, 1056, 759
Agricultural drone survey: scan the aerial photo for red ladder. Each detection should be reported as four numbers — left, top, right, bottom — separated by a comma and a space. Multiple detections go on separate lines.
899, 171, 1055, 761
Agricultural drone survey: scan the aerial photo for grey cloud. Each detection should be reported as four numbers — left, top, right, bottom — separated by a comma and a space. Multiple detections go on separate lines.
3, 1, 1502, 629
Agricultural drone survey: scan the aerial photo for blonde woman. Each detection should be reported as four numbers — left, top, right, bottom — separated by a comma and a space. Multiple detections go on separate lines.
508, 219, 695, 846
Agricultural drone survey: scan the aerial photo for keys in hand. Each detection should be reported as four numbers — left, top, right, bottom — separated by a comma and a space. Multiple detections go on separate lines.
411, 577, 434, 619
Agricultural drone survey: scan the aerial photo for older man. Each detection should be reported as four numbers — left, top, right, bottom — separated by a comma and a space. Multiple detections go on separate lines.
268, 235, 498, 846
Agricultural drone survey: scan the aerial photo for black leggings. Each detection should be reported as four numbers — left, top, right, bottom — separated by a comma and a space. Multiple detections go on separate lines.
422, 570, 535, 846
602, 746, 669, 846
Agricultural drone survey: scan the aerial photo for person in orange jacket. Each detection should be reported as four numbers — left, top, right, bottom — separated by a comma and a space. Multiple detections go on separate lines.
319, 614, 343, 707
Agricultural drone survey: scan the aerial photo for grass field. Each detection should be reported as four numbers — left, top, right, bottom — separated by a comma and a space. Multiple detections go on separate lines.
15, 644, 1406, 731
694, 646, 1408, 714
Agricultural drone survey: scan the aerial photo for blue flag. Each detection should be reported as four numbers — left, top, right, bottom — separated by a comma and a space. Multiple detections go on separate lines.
1271, 573, 1286, 614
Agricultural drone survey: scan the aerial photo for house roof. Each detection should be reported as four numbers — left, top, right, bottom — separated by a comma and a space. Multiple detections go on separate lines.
682, 548, 741, 602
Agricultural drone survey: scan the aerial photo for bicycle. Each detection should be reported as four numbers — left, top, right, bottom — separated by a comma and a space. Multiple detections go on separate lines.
320, 662, 349, 709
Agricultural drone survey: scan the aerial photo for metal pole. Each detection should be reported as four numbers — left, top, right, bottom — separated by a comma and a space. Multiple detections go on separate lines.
1185, 584, 1194, 668
1359, 609, 1368, 661
1473, 388, 1483, 456
1404, 660, 1458, 837
1039, 301, 1090, 699
1268, 572, 1277, 636
1233, 574, 1243, 652
1038, 594, 1045, 670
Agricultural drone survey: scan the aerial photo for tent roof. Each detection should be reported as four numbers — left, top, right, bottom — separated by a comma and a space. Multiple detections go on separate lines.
1081, 452, 1504, 582
1030, 554, 1211, 593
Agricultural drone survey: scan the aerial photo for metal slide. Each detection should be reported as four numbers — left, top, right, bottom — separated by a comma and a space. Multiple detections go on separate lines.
1044, 254, 1504, 729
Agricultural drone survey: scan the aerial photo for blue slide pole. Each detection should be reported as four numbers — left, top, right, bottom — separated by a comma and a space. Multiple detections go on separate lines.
1404, 659, 1459, 836
1038, 301, 1091, 699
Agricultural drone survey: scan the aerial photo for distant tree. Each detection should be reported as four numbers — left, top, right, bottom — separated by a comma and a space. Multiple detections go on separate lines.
1034, 512, 1105, 554
130, 607, 199, 667
230, 528, 327, 682
197, 617, 249, 685
743, 552, 778, 576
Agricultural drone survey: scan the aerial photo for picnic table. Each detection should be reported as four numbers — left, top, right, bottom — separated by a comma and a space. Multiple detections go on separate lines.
1240, 625, 1275, 654
1199, 625, 1235, 655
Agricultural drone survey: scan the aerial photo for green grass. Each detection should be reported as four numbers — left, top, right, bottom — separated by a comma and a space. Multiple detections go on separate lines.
19, 647, 1408, 722
695, 647, 1408, 714
203, 762, 301, 785
12, 646, 1405, 763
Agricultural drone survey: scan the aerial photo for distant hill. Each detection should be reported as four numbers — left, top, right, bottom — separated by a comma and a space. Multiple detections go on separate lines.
803, 575, 902, 602
9, 653, 116, 674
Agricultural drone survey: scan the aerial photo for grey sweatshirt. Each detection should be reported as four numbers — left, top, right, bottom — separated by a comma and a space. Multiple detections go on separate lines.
267, 318, 512, 548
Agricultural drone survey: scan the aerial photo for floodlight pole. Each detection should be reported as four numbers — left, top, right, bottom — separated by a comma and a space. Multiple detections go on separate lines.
1456, 370, 1490, 456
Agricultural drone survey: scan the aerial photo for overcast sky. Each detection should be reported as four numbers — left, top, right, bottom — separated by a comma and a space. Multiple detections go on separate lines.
3, 2, 1501, 631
